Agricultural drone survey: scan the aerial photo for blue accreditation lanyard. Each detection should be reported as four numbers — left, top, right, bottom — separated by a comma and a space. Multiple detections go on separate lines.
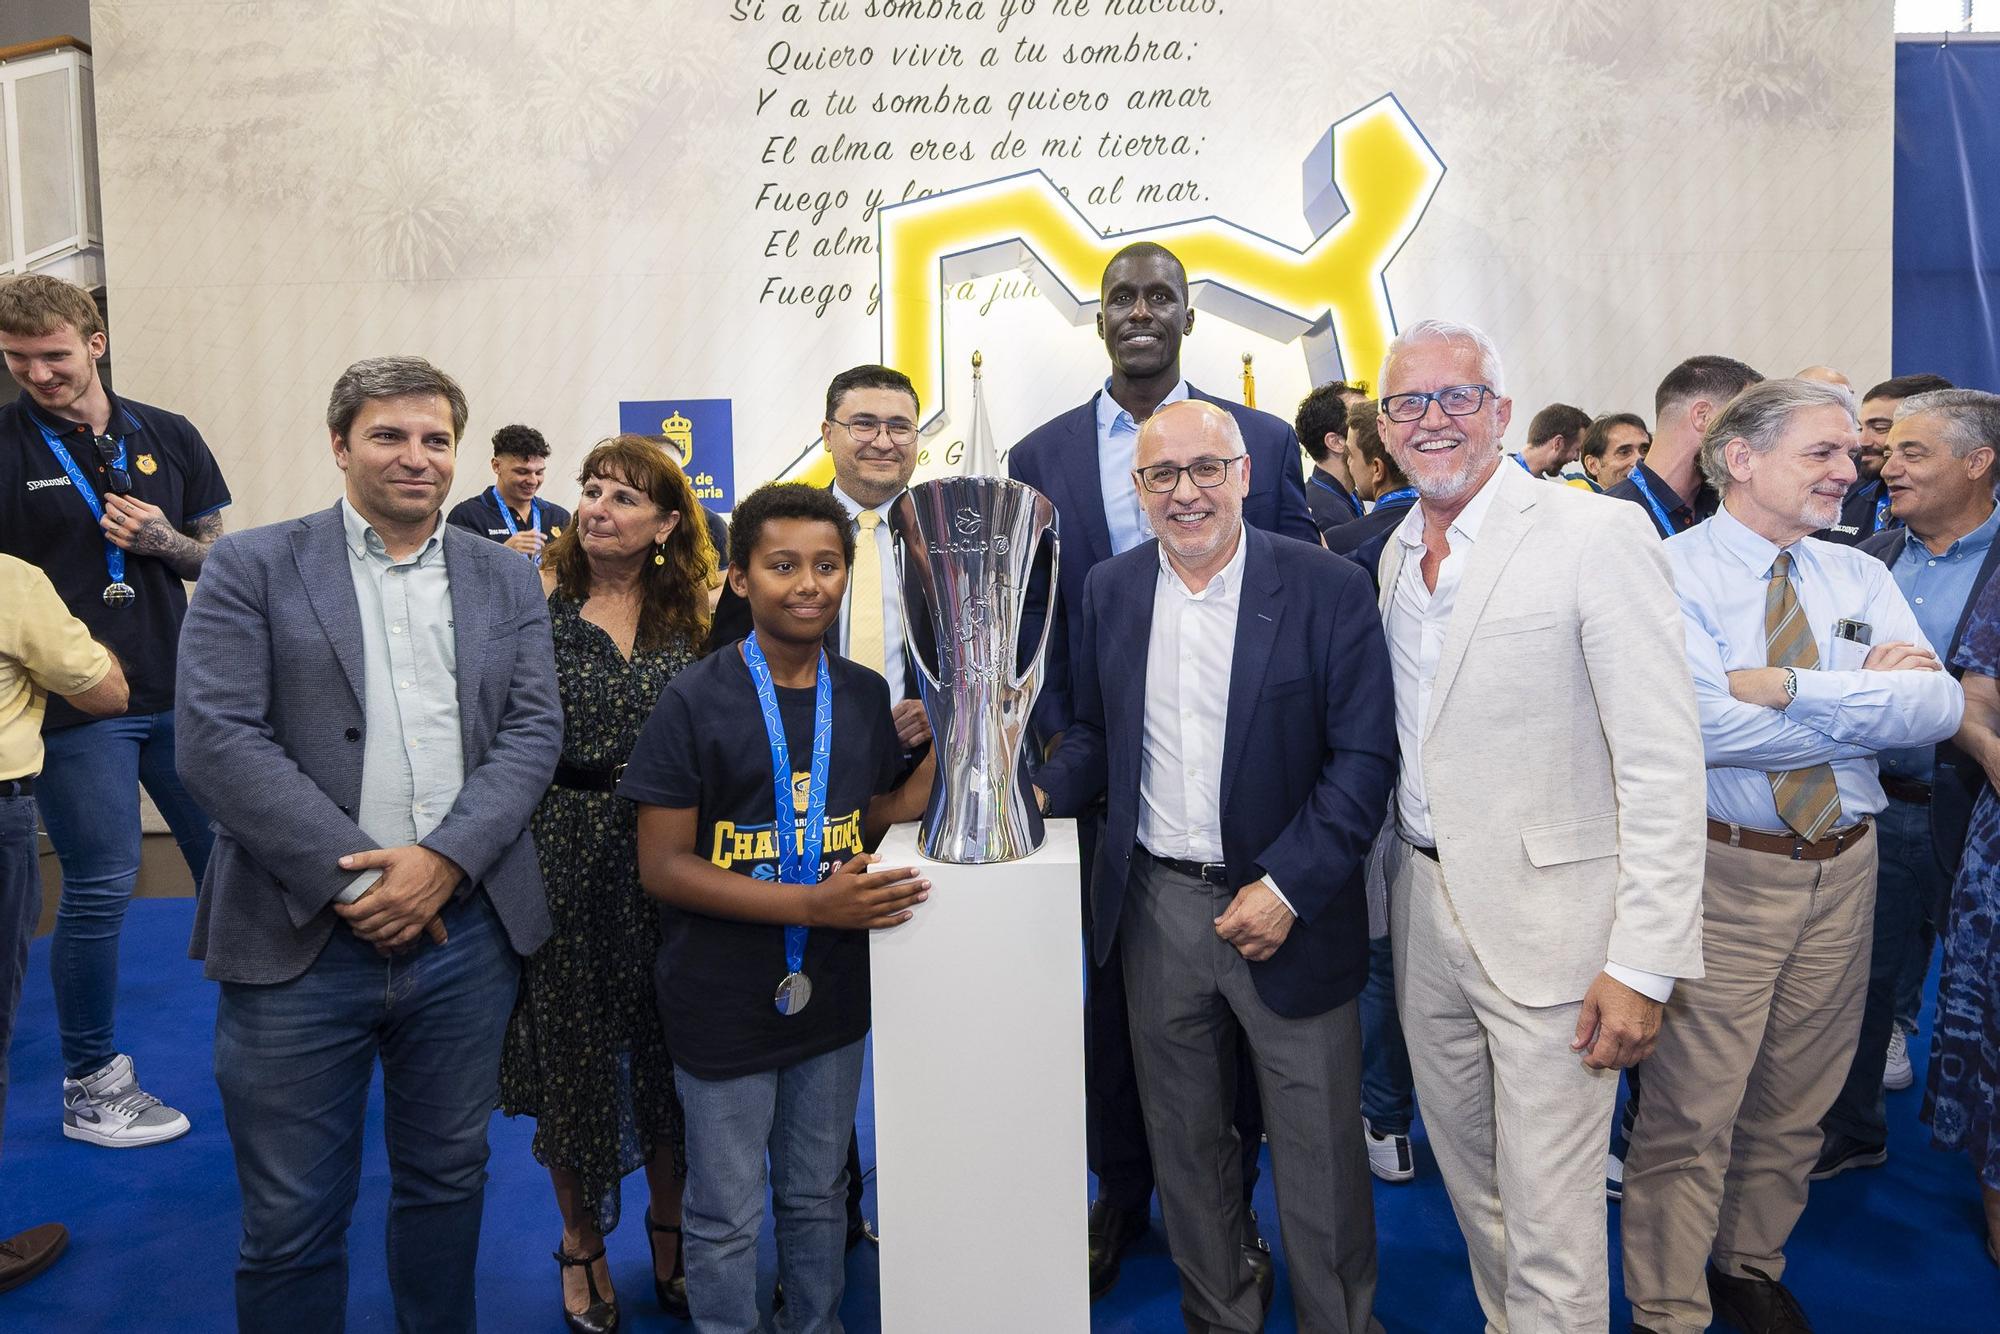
1873, 485, 1895, 534
743, 631, 832, 1017
1626, 469, 1679, 537
1374, 486, 1419, 509
35, 419, 134, 605
1310, 470, 1364, 519
491, 486, 546, 563
1510, 453, 1533, 474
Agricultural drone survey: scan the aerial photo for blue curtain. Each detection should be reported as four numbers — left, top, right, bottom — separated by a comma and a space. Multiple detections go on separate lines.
1895, 40, 2000, 391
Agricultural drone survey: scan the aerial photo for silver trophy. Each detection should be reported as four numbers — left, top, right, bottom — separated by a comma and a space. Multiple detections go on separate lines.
893, 476, 1059, 863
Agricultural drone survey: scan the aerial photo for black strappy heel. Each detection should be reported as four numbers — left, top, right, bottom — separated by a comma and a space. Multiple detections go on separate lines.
553, 1246, 619, 1334
644, 1210, 690, 1321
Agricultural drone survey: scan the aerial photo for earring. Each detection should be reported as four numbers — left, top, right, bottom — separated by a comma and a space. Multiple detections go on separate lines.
653, 542, 666, 566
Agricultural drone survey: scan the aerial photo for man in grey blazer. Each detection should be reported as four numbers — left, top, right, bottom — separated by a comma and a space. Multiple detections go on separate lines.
175, 357, 561, 1334
1371, 320, 1708, 1332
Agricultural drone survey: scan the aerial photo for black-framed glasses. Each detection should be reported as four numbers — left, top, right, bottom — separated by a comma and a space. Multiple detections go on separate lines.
90, 436, 132, 495
830, 415, 919, 446
1379, 384, 1496, 423
1133, 454, 1245, 493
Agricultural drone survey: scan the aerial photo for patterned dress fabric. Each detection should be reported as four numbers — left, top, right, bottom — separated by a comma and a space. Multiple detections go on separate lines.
1926, 578, 2000, 1191
500, 592, 695, 1231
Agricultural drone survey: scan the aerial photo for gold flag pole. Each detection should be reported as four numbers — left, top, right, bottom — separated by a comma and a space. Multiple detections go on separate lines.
1241, 352, 1256, 408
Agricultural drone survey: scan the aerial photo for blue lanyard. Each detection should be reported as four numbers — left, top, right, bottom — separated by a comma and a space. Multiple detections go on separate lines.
1873, 485, 1895, 534
1510, 453, 1532, 474
35, 419, 127, 586
491, 487, 545, 562
1310, 470, 1364, 519
742, 632, 833, 979
1374, 486, 1419, 509
1626, 469, 1678, 537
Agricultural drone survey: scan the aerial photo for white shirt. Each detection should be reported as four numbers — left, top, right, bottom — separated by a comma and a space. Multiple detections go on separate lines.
1137, 526, 1294, 912
831, 483, 906, 702
1666, 504, 1965, 829
1096, 378, 1189, 555
1385, 463, 1673, 1001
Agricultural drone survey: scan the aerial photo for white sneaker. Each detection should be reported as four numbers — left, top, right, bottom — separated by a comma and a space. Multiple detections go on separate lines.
1363, 1117, 1415, 1183
1605, 1150, 1625, 1201
1883, 1026, 1914, 1092
62, 1054, 190, 1148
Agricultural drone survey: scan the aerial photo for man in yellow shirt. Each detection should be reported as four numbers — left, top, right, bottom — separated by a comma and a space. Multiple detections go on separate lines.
0, 553, 128, 1292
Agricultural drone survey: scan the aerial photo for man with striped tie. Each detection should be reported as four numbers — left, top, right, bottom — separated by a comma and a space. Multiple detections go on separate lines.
1621, 378, 1965, 1334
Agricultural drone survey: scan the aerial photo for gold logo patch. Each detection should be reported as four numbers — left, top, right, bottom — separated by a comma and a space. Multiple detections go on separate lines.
134, 453, 158, 476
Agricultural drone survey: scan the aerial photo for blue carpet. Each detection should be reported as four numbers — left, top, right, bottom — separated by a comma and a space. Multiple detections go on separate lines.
0, 900, 1992, 1331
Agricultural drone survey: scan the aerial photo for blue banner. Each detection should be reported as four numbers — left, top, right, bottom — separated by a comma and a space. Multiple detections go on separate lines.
1895, 40, 2000, 391
618, 398, 736, 510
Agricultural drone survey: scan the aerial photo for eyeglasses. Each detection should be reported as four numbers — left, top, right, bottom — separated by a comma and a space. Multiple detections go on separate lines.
1379, 384, 1496, 423
830, 416, 919, 446
90, 436, 132, 495
1133, 455, 1245, 493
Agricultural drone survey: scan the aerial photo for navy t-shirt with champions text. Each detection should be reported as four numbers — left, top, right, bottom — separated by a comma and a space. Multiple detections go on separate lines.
0, 389, 231, 728
617, 643, 903, 1082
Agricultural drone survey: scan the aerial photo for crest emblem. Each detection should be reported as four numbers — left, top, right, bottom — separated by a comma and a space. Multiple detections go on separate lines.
659, 411, 694, 467
134, 453, 159, 476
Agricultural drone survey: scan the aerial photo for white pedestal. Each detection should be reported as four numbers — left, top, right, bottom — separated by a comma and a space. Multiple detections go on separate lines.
869, 820, 1089, 1334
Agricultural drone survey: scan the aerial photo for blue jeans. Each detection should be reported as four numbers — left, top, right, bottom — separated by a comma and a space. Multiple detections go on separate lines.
1823, 798, 1949, 1145
213, 892, 517, 1334
676, 1038, 866, 1334
38, 710, 214, 1078
1360, 933, 1415, 1135
0, 794, 41, 1155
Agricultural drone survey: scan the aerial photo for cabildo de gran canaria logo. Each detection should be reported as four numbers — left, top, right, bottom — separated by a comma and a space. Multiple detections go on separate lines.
778, 94, 1444, 486
617, 399, 738, 508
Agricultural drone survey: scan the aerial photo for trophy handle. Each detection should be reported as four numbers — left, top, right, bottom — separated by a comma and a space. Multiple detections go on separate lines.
1010, 528, 1059, 692
895, 537, 946, 695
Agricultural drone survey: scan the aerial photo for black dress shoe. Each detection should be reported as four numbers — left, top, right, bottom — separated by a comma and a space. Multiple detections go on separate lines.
1243, 1209, 1274, 1314
1087, 1198, 1150, 1301
1808, 1130, 1887, 1181
0, 1223, 68, 1294
644, 1210, 689, 1322
554, 1246, 620, 1334
1707, 1263, 1812, 1333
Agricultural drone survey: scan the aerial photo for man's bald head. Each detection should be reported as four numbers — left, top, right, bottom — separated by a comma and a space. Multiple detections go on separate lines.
1133, 401, 1250, 576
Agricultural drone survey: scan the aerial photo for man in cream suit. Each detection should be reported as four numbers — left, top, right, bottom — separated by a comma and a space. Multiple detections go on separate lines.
1370, 320, 1708, 1331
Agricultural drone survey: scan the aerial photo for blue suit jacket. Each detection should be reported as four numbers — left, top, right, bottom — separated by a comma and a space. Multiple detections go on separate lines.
176, 503, 564, 984
1007, 385, 1318, 737
1036, 525, 1396, 1018
1859, 524, 2000, 876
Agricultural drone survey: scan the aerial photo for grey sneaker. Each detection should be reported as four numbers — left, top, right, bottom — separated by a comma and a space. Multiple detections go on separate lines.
1883, 1025, 1914, 1092
62, 1054, 190, 1148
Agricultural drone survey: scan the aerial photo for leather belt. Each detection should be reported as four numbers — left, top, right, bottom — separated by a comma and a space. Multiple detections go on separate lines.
1705, 816, 1872, 862
552, 761, 626, 793
1880, 775, 1933, 806
1137, 846, 1232, 887
0, 775, 32, 798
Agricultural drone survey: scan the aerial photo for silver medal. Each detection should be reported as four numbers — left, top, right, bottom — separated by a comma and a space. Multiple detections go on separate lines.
102, 582, 136, 608
774, 970, 813, 1016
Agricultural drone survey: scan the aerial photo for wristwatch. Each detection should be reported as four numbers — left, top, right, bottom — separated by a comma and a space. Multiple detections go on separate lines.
1780, 666, 1799, 708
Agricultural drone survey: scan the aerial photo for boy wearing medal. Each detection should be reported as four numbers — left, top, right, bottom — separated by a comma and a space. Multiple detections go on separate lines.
446, 423, 570, 560
0, 274, 230, 1146
623, 482, 934, 1331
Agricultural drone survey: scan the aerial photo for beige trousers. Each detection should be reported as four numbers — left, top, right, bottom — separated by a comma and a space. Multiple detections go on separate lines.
1389, 839, 1620, 1334
1620, 833, 1877, 1334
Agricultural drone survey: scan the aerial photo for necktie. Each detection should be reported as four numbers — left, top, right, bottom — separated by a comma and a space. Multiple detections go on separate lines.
1764, 551, 1844, 841
849, 510, 886, 675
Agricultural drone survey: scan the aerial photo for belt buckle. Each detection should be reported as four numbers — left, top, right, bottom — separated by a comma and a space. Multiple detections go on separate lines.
612, 761, 627, 784
1199, 862, 1229, 886
1790, 836, 1807, 861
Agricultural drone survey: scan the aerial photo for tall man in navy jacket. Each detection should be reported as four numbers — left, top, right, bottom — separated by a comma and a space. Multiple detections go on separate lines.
1008, 242, 1319, 1297
1037, 401, 1395, 1333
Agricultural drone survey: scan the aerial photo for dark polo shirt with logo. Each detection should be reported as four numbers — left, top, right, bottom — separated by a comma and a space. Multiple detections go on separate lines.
445, 487, 572, 546
0, 389, 230, 728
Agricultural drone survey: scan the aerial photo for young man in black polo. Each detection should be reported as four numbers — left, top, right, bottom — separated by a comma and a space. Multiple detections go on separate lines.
0, 273, 231, 1147
446, 423, 571, 559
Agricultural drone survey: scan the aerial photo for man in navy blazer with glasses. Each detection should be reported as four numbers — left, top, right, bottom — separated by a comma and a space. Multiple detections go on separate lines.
1036, 399, 1394, 1333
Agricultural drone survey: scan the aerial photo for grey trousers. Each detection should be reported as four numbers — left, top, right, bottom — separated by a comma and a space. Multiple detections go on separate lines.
1121, 853, 1381, 1334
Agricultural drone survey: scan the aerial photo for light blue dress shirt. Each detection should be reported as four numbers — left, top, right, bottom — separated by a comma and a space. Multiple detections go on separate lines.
336, 500, 466, 903
1666, 505, 1965, 831
1881, 505, 2000, 783
1096, 377, 1189, 556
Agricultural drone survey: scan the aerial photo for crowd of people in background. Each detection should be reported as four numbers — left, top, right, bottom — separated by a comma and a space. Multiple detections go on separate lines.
1, 245, 1998, 1334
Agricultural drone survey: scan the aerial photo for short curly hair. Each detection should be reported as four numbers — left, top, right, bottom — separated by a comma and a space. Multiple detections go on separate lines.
728, 483, 855, 572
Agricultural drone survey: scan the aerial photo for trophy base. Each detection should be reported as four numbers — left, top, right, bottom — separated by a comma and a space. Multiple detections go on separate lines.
868, 819, 1088, 1333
